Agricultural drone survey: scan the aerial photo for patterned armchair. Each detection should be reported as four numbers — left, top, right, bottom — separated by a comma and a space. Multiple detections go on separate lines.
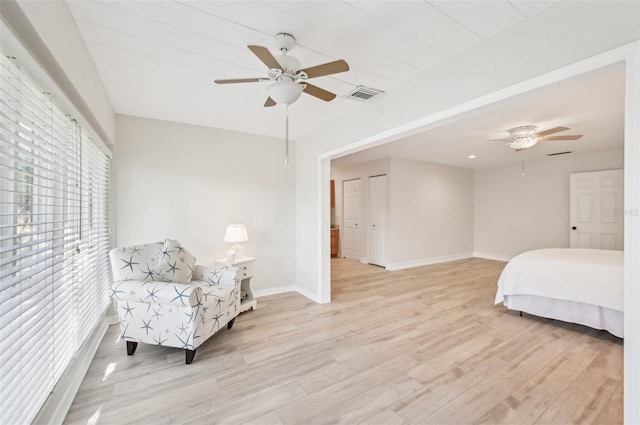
109, 239, 240, 364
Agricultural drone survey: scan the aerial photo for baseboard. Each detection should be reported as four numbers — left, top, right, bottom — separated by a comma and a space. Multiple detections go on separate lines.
385, 252, 474, 271
473, 252, 513, 262
295, 285, 323, 304
33, 312, 112, 425
253, 285, 296, 298
253, 285, 323, 304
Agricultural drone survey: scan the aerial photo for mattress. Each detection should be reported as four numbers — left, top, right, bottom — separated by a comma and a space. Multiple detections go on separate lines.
495, 248, 624, 337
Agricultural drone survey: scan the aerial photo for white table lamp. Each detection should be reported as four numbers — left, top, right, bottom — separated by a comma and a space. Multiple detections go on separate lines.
224, 224, 249, 261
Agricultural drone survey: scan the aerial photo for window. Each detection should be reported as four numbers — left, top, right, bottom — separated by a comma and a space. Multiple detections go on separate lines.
0, 53, 111, 424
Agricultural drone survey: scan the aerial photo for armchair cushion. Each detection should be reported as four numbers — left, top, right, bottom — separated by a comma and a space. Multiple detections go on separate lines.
110, 242, 164, 282
111, 280, 203, 308
193, 264, 238, 287
154, 238, 196, 283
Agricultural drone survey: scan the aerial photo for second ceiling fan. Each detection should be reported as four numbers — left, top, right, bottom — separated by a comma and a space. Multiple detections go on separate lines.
498, 125, 583, 151
215, 33, 349, 107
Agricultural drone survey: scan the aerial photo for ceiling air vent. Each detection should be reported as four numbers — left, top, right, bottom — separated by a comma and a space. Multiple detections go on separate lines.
343, 85, 384, 101
547, 151, 573, 156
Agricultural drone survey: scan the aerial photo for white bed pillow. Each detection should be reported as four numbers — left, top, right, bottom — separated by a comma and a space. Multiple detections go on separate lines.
153, 239, 196, 283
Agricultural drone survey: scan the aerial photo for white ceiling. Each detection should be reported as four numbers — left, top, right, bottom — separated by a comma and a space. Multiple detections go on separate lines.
332, 62, 626, 169
66, 1, 624, 170
66, 0, 559, 141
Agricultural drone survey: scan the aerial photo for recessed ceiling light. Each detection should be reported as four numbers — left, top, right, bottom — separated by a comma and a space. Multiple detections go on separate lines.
468, 154, 476, 159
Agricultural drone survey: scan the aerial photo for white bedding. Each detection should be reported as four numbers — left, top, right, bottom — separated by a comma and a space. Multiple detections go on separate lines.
495, 248, 624, 336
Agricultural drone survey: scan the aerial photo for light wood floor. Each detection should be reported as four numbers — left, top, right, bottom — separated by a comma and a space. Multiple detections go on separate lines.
64, 257, 622, 425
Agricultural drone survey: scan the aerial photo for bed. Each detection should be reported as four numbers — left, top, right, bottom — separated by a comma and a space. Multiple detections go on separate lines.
494, 248, 624, 338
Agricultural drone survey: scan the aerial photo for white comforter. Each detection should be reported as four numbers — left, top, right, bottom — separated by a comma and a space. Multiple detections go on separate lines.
495, 248, 624, 312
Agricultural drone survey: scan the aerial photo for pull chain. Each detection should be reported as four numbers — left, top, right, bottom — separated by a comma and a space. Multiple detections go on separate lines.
284, 104, 290, 165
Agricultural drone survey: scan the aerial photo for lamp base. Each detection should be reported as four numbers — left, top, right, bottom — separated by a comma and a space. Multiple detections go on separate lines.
232, 243, 245, 260
226, 250, 236, 263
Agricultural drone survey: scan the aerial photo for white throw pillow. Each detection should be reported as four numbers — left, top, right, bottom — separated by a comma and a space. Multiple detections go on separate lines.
153, 239, 196, 283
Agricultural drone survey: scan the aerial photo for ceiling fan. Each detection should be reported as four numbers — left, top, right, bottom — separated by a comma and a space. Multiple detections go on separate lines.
214, 33, 349, 107
497, 125, 583, 151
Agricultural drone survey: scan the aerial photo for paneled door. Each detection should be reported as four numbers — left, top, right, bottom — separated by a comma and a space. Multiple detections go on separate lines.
569, 169, 623, 250
368, 174, 387, 266
343, 179, 361, 260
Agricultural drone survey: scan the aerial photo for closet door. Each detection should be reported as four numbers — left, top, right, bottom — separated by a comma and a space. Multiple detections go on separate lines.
343, 179, 362, 260
368, 175, 387, 266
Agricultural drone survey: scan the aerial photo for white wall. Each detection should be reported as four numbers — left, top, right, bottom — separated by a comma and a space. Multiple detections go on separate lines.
332, 148, 620, 267
330, 158, 473, 269
389, 159, 474, 269
115, 115, 295, 294
474, 149, 624, 260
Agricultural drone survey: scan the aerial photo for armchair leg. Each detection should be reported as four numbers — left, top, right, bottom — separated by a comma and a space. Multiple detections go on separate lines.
227, 317, 236, 329
185, 349, 197, 364
126, 341, 138, 356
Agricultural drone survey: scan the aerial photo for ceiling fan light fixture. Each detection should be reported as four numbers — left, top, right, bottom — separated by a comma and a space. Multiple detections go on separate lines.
509, 134, 538, 150
507, 125, 538, 150
267, 79, 303, 105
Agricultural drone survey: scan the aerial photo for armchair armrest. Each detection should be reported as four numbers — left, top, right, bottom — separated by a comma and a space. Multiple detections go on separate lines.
111, 280, 203, 307
193, 265, 238, 288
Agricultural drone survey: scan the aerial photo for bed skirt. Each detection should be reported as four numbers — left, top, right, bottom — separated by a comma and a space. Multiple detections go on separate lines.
503, 294, 623, 338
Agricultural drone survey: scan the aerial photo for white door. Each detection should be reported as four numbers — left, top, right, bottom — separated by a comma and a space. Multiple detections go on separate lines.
570, 169, 623, 250
368, 175, 387, 266
343, 179, 361, 260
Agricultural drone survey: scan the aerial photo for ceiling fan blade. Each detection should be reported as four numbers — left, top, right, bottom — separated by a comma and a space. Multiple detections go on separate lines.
264, 97, 276, 107
533, 126, 569, 138
539, 135, 583, 141
300, 59, 349, 79
248, 45, 282, 70
303, 83, 336, 102
214, 78, 268, 84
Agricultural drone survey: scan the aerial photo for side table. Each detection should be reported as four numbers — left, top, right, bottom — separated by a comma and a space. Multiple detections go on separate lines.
215, 257, 256, 313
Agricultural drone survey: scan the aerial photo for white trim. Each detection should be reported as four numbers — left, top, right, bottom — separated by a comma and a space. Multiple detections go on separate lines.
319, 157, 331, 304
33, 313, 113, 425
253, 286, 296, 298
472, 252, 513, 263
385, 252, 474, 271
623, 41, 640, 425
296, 284, 324, 304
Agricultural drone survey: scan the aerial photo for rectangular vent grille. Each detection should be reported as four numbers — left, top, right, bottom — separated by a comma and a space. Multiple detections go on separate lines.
344, 85, 384, 101
547, 151, 573, 156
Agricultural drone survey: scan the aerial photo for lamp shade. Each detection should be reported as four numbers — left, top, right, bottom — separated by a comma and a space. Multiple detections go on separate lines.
267, 79, 303, 105
224, 224, 249, 243
509, 135, 538, 150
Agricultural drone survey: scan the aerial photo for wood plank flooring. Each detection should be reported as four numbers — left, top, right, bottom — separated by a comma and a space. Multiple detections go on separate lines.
63, 257, 622, 424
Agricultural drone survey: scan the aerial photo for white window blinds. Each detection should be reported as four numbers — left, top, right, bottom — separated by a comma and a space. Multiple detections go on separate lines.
0, 54, 112, 425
